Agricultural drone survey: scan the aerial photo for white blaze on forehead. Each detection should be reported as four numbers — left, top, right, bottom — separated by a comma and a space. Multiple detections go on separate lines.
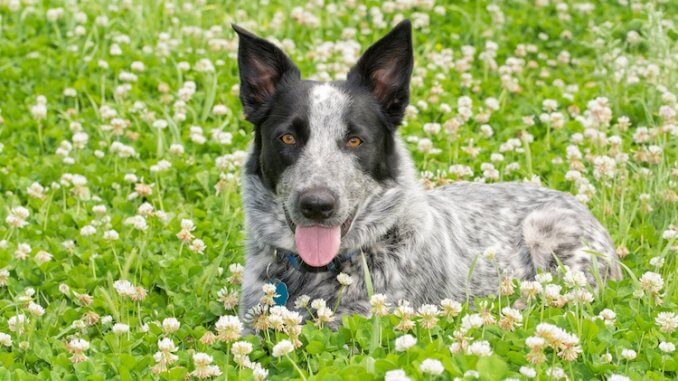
308, 83, 350, 143
296, 83, 353, 189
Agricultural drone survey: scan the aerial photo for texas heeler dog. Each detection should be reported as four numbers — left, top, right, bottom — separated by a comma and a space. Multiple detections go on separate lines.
233, 21, 621, 324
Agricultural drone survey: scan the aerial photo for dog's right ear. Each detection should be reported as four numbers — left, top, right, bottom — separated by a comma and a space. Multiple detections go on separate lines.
232, 24, 300, 121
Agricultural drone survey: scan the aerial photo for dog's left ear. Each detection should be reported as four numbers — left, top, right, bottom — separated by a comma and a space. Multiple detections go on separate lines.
347, 20, 413, 127
233, 24, 301, 121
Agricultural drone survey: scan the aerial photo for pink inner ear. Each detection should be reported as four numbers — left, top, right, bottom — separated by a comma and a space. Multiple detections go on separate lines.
249, 59, 279, 102
371, 66, 395, 103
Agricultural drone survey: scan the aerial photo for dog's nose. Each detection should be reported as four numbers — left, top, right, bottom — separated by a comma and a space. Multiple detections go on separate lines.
298, 188, 337, 221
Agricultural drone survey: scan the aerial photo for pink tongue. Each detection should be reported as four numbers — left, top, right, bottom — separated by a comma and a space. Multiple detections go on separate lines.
294, 226, 341, 267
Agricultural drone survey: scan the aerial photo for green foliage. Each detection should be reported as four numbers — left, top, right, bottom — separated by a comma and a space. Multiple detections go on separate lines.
0, 0, 676, 380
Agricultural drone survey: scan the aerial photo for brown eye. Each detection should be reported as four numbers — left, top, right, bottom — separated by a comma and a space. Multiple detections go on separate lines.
280, 134, 296, 145
346, 136, 363, 148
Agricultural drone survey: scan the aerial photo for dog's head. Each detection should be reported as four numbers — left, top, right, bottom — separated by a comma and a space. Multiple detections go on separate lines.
234, 21, 413, 267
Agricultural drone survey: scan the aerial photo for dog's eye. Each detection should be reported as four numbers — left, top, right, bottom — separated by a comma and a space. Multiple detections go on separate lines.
279, 134, 296, 145
346, 136, 363, 148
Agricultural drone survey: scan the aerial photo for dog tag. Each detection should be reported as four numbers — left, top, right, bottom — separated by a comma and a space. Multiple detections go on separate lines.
273, 280, 289, 306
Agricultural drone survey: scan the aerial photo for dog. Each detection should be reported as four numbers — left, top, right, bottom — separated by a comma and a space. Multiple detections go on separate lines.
233, 20, 621, 324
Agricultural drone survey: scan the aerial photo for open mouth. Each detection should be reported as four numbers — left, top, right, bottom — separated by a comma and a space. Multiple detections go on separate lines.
283, 206, 356, 267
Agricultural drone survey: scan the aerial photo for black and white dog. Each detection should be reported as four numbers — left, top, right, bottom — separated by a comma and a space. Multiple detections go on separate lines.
233, 21, 621, 322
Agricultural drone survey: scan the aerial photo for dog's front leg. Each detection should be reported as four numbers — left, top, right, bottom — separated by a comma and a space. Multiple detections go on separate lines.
325, 276, 372, 329
238, 252, 272, 321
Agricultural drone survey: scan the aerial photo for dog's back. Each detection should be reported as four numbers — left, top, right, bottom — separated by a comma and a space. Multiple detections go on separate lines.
427, 182, 621, 295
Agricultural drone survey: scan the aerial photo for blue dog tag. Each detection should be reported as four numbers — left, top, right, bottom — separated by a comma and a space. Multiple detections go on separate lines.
273, 280, 289, 306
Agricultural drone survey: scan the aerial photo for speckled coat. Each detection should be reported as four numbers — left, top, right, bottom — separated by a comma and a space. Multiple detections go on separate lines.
233, 21, 621, 325
239, 138, 622, 322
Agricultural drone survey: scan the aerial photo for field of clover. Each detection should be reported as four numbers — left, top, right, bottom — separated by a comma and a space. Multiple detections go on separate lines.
0, 0, 676, 380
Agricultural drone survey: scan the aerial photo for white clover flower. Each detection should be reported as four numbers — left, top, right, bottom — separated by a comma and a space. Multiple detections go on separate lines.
26, 182, 46, 199
113, 280, 136, 297
419, 358, 444, 376
103, 230, 119, 241
231, 341, 253, 356
395, 334, 417, 352
212, 104, 229, 115
152, 119, 168, 129
123, 215, 147, 231
112, 323, 130, 335
609, 375, 630, 381
272, 339, 294, 357
526, 336, 546, 351
482, 246, 496, 260
251, 363, 268, 380
8, 314, 28, 333
417, 304, 440, 329
0, 332, 12, 347
27, 302, 45, 317
34, 250, 52, 264
423, 123, 441, 134
535, 273, 553, 284
656, 312, 677, 333
370, 294, 390, 316
440, 299, 462, 317
546, 367, 567, 380
542, 99, 559, 111
485, 97, 500, 111
520, 280, 543, 299
195, 58, 215, 73
315, 306, 335, 326
261, 283, 277, 296
460, 313, 483, 332
162, 318, 180, 333
158, 338, 177, 352
169, 143, 185, 155
467, 340, 493, 357
639, 271, 663, 294
64, 87, 77, 97
130, 61, 145, 72
14, 243, 33, 261
0, 269, 9, 287
6, 206, 30, 228
659, 342, 675, 353
519, 366, 536, 378
384, 369, 411, 381
294, 295, 310, 309
30, 102, 47, 120
337, 272, 353, 286
649, 257, 664, 268
67, 338, 90, 363
215, 315, 242, 342
189, 238, 206, 254
621, 348, 637, 360
417, 138, 433, 153
110, 43, 122, 56
598, 309, 616, 326
190, 352, 221, 379
563, 267, 588, 288
80, 225, 96, 236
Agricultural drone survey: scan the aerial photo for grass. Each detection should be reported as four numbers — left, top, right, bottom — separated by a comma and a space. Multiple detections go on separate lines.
0, 0, 676, 380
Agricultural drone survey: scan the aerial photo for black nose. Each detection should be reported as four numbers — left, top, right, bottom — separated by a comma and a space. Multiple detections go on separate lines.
298, 188, 337, 221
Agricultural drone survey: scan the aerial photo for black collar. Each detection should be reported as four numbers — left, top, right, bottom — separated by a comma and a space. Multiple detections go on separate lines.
274, 248, 361, 274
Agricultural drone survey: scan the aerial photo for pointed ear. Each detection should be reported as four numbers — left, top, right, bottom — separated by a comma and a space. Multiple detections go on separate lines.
233, 24, 300, 121
347, 20, 413, 126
